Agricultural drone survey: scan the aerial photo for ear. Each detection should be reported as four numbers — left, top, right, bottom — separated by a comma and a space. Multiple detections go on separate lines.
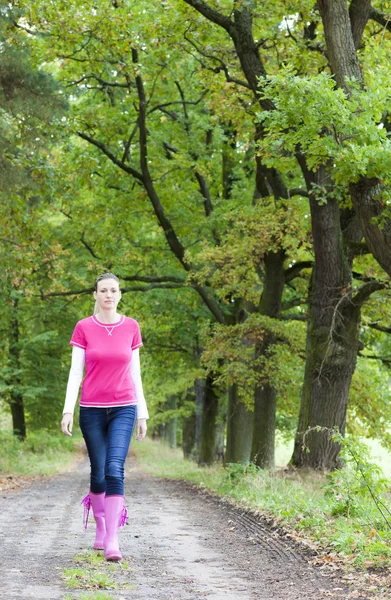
118, 291, 122, 301
93, 291, 97, 300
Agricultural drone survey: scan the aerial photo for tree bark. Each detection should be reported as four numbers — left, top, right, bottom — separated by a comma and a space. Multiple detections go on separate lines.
350, 178, 391, 277
317, 0, 363, 90
194, 378, 204, 456
225, 384, 253, 464
214, 418, 225, 462
251, 251, 285, 469
162, 395, 177, 448
182, 413, 196, 459
198, 375, 219, 465
318, 1, 391, 276
8, 298, 26, 440
349, 0, 372, 49
292, 182, 361, 469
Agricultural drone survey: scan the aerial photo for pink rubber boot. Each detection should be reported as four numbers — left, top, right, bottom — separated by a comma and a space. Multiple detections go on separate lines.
81, 492, 106, 550
104, 495, 127, 561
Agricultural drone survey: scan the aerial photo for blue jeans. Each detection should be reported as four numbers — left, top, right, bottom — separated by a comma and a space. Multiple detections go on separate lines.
79, 405, 137, 496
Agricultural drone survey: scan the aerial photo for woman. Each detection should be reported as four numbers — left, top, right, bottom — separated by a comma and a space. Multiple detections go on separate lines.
61, 273, 148, 561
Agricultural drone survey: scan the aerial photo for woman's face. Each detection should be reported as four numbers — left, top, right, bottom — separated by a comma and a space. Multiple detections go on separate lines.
94, 278, 121, 311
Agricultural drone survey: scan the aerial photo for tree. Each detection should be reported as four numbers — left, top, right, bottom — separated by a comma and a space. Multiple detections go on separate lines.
182, 0, 391, 469
7, 0, 391, 471
0, 2, 66, 437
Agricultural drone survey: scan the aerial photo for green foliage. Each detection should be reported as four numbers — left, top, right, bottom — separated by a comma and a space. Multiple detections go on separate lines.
1, 0, 391, 462
326, 432, 391, 527
0, 429, 75, 474
135, 439, 391, 569
201, 313, 305, 420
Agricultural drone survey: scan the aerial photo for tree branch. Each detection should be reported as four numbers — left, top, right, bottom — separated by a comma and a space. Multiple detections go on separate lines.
351, 281, 387, 307
351, 271, 384, 283
182, 0, 233, 32
280, 313, 308, 321
120, 283, 185, 292
147, 92, 208, 116
64, 74, 131, 89
195, 171, 213, 217
281, 298, 307, 311
132, 48, 228, 324
76, 131, 144, 181
344, 240, 371, 256
358, 352, 391, 365
120, 275, 185, 284
369, 7, 391, 33
41, 282, 185, 299
288, 187, 310, 198
121, 123, 139, 163
284, 261, 313, 283
80, 233, 100, 260
367, 322, 391, 335
183, 31, 251, 89
349, 0, 372, 49
41, 287, 94, 299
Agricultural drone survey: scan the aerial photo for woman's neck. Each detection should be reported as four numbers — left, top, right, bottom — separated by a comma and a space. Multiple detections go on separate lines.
95, 310, 121, 324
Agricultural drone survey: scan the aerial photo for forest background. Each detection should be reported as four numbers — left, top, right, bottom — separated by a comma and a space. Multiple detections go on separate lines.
2, 0, 391, 480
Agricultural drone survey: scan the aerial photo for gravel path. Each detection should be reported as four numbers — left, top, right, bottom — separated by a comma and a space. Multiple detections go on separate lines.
0, 456, 363, 600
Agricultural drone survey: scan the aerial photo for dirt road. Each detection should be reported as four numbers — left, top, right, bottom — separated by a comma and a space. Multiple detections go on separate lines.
0, 457, 366, 600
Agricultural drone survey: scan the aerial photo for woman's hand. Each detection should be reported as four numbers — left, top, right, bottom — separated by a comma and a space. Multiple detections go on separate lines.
61, 413, 73, 437
136, 418, 147, 441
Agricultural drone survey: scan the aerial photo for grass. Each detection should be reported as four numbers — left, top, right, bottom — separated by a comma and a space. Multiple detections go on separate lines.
64, 593, 116, 600
62, 550, 135, 596
0, 428, 79, 476
133, 438, 391, 570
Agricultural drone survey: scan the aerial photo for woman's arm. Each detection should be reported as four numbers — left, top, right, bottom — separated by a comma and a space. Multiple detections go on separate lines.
61, 346, 85, 436
130, 348, 149, 420
130, 348, 148, 440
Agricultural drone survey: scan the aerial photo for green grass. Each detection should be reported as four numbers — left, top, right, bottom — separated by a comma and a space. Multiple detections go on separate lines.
0, 429, 78, 476
62, 550, 135, 596
64, 593, 116, 600
133, 439, 391, 569
63, 568, 117, 590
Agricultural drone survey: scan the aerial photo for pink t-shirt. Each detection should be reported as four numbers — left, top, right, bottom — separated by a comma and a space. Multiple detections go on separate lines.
70, 314, 143, 407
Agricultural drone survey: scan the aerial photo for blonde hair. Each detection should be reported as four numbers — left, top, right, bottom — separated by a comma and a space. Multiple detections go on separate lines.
94, 273, 120, 315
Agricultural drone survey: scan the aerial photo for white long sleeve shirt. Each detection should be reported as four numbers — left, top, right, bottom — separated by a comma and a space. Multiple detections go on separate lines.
62, 346, 149, 420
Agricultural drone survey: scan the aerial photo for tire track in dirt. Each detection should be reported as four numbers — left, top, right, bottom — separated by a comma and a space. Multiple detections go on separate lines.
0, 457, 361, 600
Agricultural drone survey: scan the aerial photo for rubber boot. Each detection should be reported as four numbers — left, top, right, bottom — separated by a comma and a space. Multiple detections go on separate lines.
90, 492, 106, 550
81, 492, 106, 550
104, 495, 127, 561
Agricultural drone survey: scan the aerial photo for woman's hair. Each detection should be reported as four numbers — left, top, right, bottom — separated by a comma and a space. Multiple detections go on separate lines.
94, 273, 120, 314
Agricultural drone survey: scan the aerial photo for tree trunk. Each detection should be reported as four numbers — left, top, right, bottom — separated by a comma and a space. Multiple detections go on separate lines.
292, 189, 360, 469
350, 178, 391, 277
251, 383, 277, 469
198, 375, 219, 466
182, 413, 196, 459
318, 1, 391, 277
214, 418, 225, 462
195, 378, 204, 456
225, 384, 253, 464
8, 298, 26, 440
251, 251, 285, 469
162, 395, 177, 448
